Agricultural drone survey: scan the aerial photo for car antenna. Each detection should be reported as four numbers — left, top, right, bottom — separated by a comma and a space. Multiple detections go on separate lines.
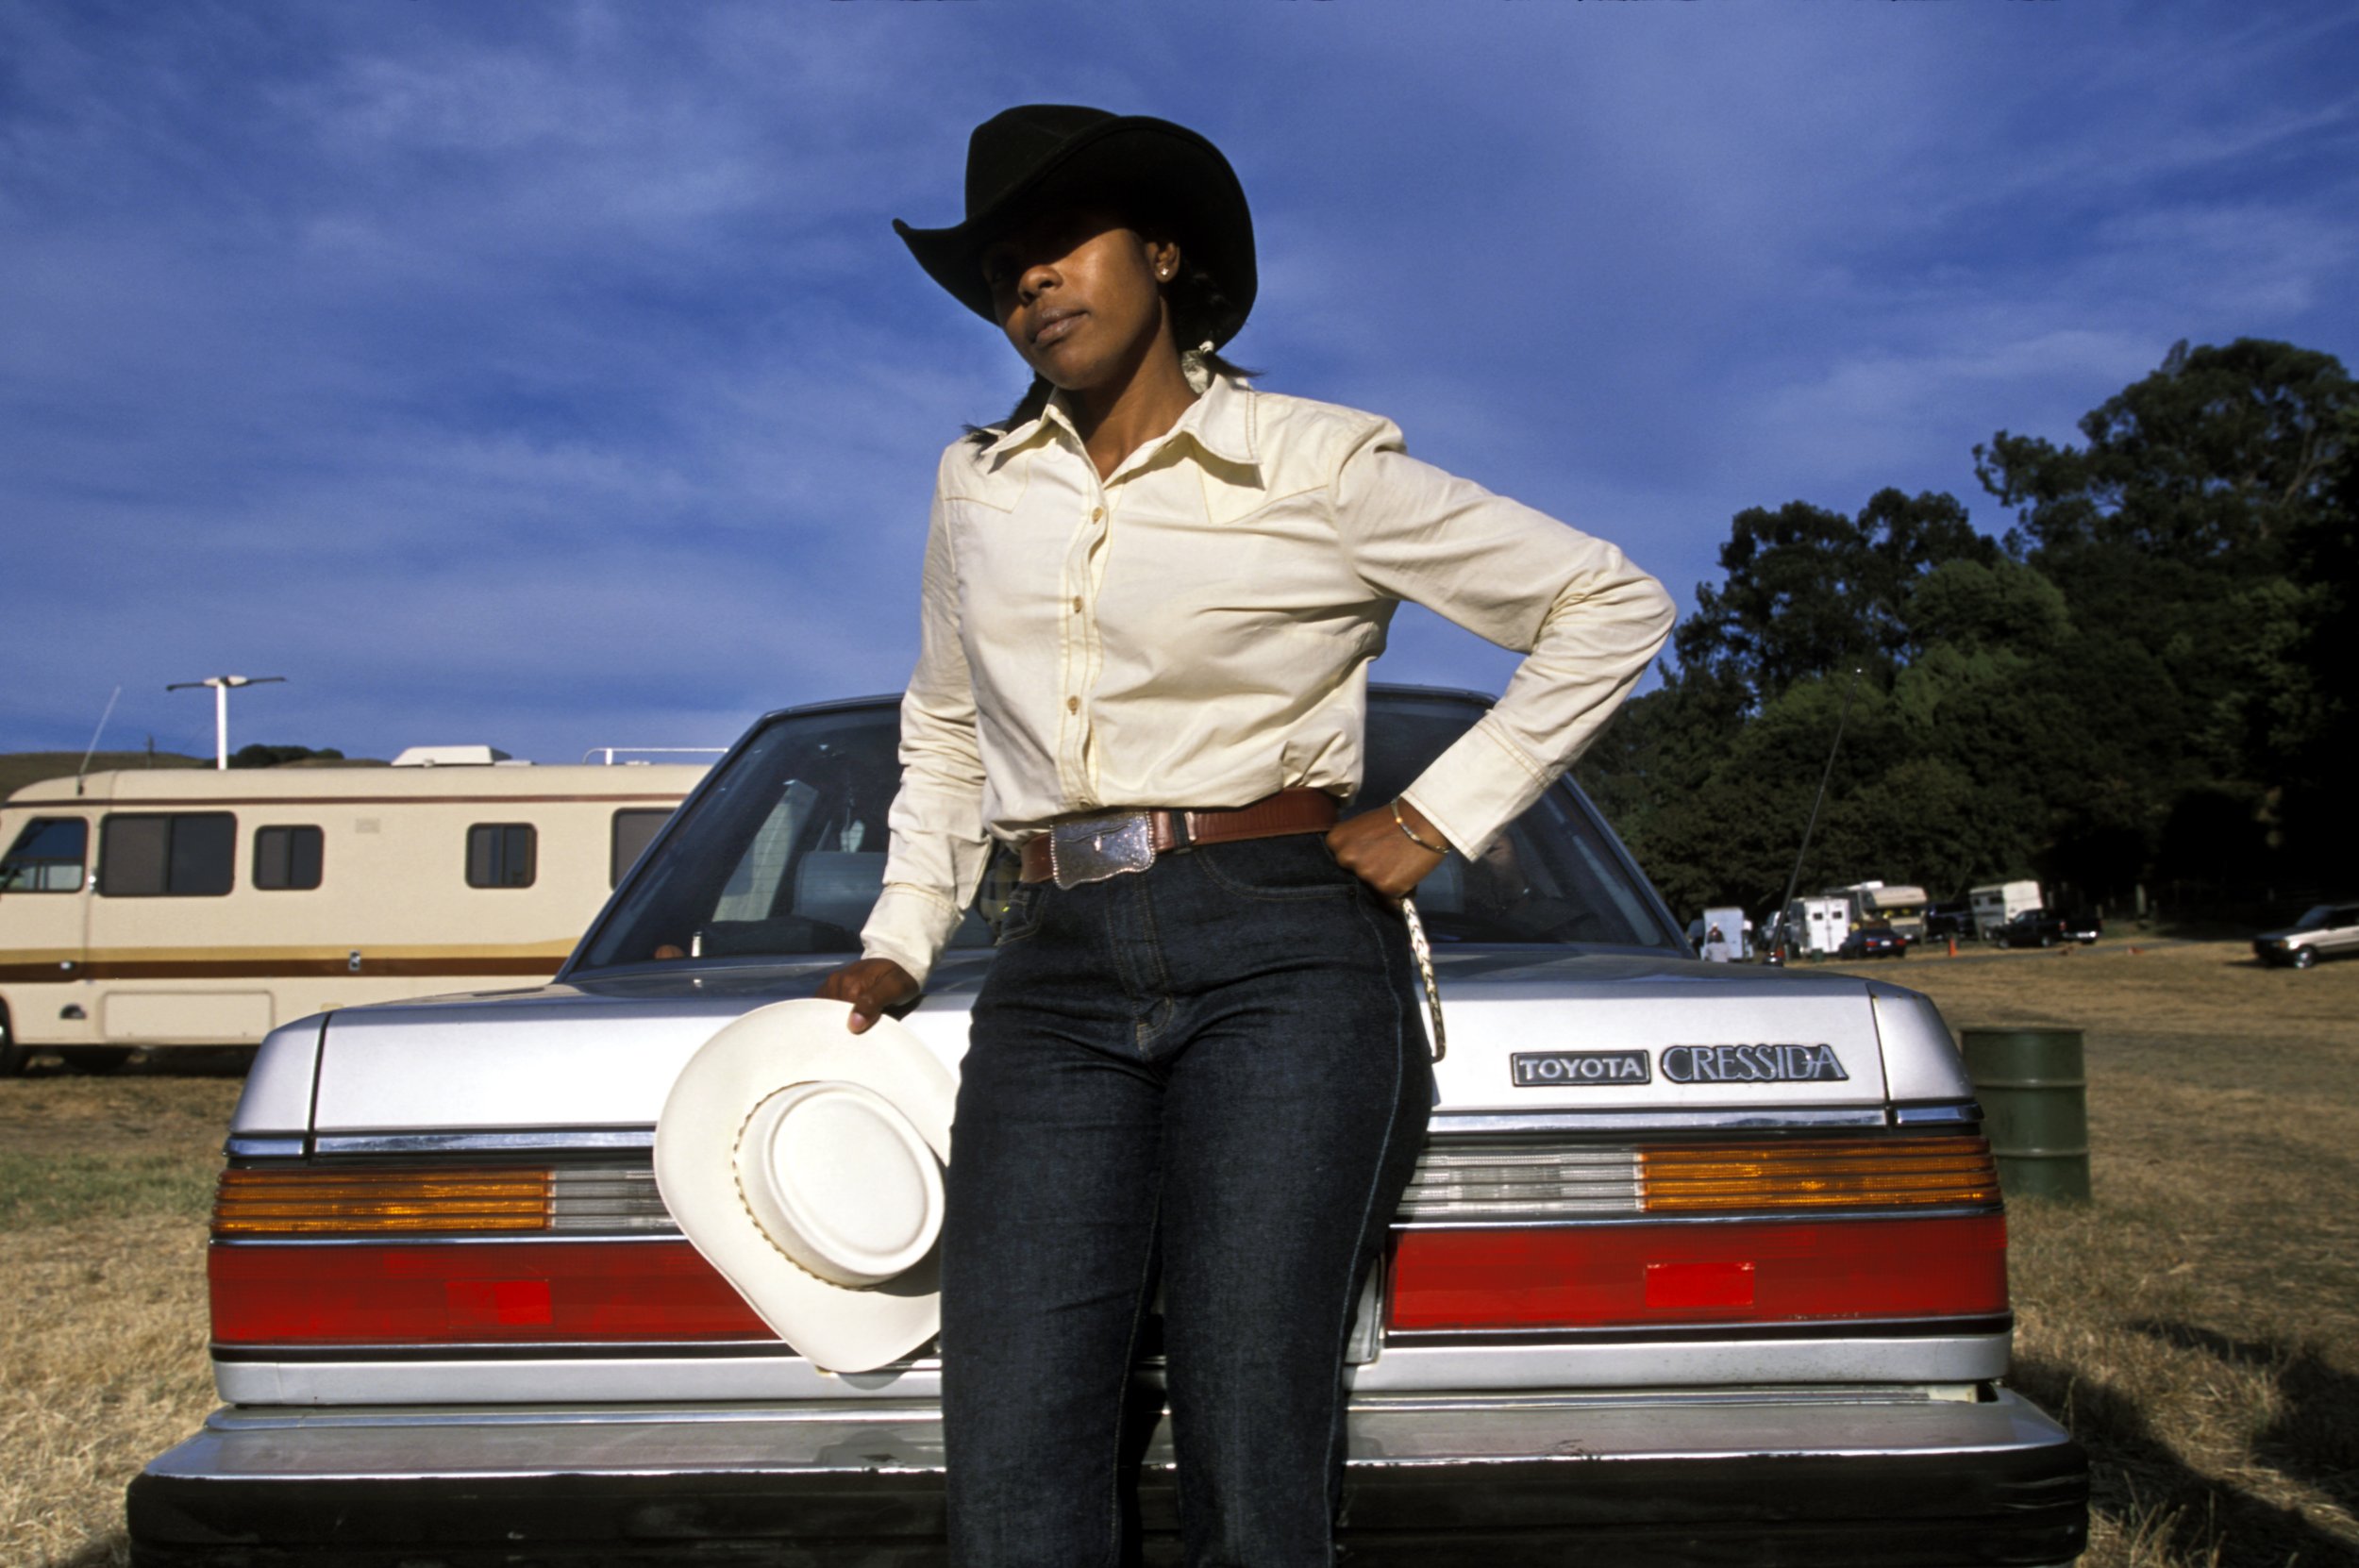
74, 685, 124, 798
1768, 665, 1861, 957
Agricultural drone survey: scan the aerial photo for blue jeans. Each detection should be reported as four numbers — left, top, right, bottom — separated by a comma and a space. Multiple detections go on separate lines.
942, 832, 1432, 1567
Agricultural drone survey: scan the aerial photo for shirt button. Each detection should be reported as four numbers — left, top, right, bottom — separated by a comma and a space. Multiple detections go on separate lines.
1071, 595, 1083, 613
1090, 506, 1104, 522
1066, 696, 1080, 714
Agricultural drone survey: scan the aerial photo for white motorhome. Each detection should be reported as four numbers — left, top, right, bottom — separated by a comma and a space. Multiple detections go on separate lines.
1826, 880, 1932, 942
0, 750, 706, 1074
1969, 880, 2044, 942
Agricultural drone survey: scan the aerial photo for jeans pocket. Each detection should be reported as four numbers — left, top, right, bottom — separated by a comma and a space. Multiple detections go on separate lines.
994, 881, 1048, 945
1193, 834, 1361, 901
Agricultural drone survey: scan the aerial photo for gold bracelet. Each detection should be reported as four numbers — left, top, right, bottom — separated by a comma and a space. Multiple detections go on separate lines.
1391, 799, 1447, 855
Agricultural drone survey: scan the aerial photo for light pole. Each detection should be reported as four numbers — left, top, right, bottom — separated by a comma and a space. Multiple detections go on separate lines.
166, 676, 287, 769
1769, 665, 1861, 960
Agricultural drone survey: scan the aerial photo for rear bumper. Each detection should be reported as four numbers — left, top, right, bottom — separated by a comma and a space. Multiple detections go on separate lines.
130, 1387, 2086, 1567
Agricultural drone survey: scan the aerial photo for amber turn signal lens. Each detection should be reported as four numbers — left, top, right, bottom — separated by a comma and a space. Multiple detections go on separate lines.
1640, 1136, 1999, 1212
213, 1168, 551, 1235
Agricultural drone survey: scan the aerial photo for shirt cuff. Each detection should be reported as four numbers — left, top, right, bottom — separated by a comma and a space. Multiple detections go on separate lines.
859, 883, 965, 989
1397, 716, 1550, 859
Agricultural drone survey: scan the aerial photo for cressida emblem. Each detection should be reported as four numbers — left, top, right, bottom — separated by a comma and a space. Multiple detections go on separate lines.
1661, 1043, 1849, 1084
1510, 1044, 1850, 1087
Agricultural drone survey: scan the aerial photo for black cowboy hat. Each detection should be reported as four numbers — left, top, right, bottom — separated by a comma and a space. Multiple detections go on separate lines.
894, 105, 1256, 348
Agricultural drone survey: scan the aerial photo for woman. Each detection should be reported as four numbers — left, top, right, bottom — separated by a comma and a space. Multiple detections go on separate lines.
821, 105, 1674, 1566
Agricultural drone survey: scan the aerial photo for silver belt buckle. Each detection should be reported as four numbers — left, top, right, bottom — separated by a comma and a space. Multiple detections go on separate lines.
1046, 811, 1157, 890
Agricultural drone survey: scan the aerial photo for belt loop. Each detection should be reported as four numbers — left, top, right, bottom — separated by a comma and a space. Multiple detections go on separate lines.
1169, 809, 1195, 850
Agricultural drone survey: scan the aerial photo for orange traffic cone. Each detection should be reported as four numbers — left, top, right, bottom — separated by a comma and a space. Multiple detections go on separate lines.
1947, 936, 1957, 958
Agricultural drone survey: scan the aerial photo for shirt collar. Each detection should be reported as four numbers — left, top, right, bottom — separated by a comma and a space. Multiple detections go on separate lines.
980, 375, 1261, 475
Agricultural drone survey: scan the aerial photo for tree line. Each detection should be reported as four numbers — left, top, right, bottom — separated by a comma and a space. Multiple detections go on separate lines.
1573, 338, 2355, 925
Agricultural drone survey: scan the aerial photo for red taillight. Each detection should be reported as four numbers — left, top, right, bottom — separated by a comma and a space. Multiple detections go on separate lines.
1387, 1213, 2007, 1332
209, 1242, 770, 1346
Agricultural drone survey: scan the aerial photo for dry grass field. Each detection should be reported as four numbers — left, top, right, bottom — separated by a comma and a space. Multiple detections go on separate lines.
1821, 940, 2359, 1568
3, 943, 2353, 1566
1, 1053, 242, 1568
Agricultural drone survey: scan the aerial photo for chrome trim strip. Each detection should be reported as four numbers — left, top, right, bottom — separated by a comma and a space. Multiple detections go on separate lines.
1390, 1203, 2003, 1230
196, 1382, 1983, 1433
311, 1128, 655, 1156
224, 1134, 307, 1160
298, 1109, 1964, 1158
1427, 1107, 1888, 1135
1384, 1314, 2012, 1345
213, 1331, 2011, 1405
1893, 1101, 1983, 1126
201, 1201, 1999, 1246
209, 1232, 686, 1248
217, 1339, 795, 1361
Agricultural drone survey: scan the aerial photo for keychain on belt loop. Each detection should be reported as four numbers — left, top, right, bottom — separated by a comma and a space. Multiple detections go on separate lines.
1398, 895, 1446, 1062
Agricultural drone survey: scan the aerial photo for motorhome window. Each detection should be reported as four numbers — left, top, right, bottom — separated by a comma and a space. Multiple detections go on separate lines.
0, 817, 88, 892
253, 826, 325, 891
98, 813, 235, 897
610, 809, 673, 888
466, 824, 537, 890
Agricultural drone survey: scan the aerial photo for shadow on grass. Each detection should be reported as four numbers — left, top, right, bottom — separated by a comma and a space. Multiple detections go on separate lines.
2016, 1320, 2359, 1567
2131, 1323, 2359, 1523
38, 1533, 123, 1568
13, 1047, 254, 1081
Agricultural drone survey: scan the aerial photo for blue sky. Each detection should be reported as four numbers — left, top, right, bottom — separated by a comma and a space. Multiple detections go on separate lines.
5, 0, 2355, 764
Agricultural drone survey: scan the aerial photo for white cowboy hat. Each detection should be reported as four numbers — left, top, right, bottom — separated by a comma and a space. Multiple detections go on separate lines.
654, 998, 956, 1374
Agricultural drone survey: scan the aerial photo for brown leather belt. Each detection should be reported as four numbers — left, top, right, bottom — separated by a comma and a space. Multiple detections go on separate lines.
1018, 788, 1341, 885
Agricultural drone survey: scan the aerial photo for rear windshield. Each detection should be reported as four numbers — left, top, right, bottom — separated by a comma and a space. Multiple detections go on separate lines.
573, 692, 1678, 973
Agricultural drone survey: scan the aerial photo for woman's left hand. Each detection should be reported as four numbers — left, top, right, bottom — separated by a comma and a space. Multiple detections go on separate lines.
1327, 798, 1448, 903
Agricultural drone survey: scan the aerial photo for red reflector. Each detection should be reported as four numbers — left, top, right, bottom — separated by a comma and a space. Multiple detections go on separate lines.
1388, 1214, 2007, 1332
445, 1277, 554, 1327
1645, 1259, 1754, 1309
209, 1242, 771, 1346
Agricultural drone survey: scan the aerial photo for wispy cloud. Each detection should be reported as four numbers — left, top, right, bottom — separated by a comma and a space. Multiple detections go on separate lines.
4, 0, 2355, 761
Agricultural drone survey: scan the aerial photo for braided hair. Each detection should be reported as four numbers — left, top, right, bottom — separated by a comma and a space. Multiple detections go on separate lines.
967, 253, 1258, 442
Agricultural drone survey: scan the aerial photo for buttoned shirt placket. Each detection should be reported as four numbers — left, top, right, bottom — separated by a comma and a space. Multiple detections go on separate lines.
1049, 409, 1197, 813
1056, 432, 1112, 811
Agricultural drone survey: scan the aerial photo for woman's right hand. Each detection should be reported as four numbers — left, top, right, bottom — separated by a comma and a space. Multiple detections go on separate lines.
817, 958, 922, 1034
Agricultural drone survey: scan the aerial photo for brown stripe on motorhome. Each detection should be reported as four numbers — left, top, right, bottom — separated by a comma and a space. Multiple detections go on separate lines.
0, 948, 575, 982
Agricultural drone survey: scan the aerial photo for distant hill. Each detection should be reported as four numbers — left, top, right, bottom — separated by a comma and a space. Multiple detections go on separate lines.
0, 750, 389, 802
0, 750, 206, 801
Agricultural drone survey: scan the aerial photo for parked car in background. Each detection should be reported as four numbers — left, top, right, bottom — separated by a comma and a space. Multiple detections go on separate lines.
2254, 901, 2359, 969
1999, 909, 2098, 949
128, 688, 2086, 1567
1836, 922, 1909, 960
1969, 880, 2043, 942
1922, 903, 1974, 943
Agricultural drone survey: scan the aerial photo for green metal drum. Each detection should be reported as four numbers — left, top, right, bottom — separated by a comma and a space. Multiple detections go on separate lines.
1960, 1027, 2091, 1202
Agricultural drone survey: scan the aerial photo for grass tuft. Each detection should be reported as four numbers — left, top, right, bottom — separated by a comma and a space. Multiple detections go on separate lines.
0, 1152, 217, 1229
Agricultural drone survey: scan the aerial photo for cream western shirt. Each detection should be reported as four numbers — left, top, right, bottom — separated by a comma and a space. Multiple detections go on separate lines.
859, 375, 1676, 984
